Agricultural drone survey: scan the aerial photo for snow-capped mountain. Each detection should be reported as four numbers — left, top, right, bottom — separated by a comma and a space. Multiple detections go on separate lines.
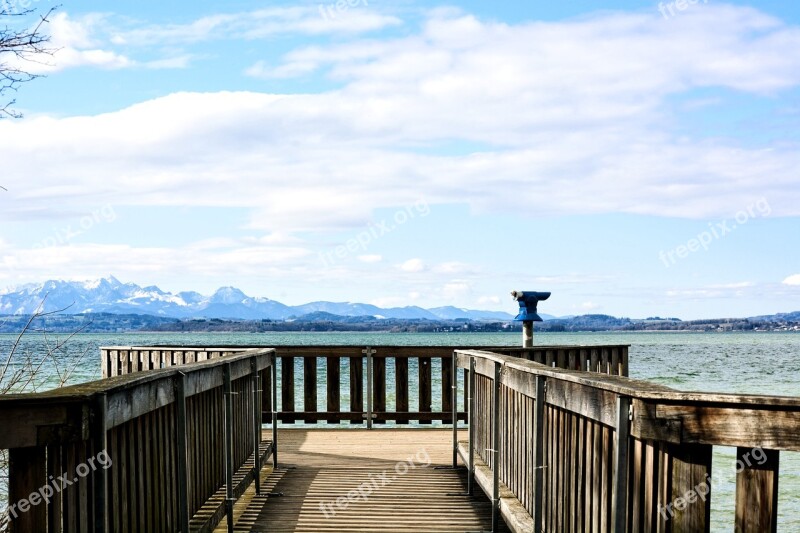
0, 277, 515, 321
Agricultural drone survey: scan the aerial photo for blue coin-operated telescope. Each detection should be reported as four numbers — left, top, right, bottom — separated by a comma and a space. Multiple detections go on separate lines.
511, 290, 551, 347
511, 291, 551, 321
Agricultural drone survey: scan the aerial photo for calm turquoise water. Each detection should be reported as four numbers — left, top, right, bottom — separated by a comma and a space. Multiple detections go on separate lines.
1, 331, 798, 530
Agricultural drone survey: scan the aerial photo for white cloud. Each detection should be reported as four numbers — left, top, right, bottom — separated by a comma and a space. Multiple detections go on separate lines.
709, 282, 754, 289
478, 295, 501, 305
111, 7, 402, 46
18, 13, 134, 74
578, 301, 601, 312
0, 241, 313, 288
358, 254, 383, 263
399, 258, 426, 273
432, 262, 472, 274
144, 55, 194, 70
783, 274, 800, 286
2, 4, 800, 242
442, 281, 471, 299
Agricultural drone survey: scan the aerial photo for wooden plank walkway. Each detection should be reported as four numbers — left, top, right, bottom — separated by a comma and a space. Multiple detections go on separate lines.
219, 428, 508, 532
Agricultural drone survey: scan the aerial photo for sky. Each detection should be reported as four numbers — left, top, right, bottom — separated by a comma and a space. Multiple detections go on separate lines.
0, 0, 799, 320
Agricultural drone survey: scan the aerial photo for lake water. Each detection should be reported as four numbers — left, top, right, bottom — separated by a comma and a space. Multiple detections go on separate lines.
1, 331, 798, 531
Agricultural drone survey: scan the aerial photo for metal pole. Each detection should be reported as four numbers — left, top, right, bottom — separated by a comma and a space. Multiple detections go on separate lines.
491, 361, 501, 533
522, 320, 533, 348
92, 393, 109, 533
223, 363, 234, 533
272, 353, 278, 468
452, 350, 458, 468
468, 356, 476, 496
175, 373, 191, 533
251, 357, 261, 495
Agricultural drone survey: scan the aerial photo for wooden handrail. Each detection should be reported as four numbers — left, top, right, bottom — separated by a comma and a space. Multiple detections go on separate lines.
455, 348, 799, 533
2, 348, 276, 533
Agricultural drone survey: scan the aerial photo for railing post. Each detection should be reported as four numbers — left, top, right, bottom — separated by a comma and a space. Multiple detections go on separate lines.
363, 346, 375, 429
532, 375, 546, 532
272, 353, 279, 468
491, 360, 501, 533
669, 443, 713, 532
223, 362, 235, 533
451, 350, 458, 468
735, 447, 779, 533
93, 392, 109, 533
175, 372, 191, 533
468, 356, 476, 496
251, 357, 261, 495
612, 396, 631, 532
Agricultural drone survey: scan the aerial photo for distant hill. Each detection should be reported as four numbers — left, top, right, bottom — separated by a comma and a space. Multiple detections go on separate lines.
1, 277, 797, 333
0, 276, 514, 322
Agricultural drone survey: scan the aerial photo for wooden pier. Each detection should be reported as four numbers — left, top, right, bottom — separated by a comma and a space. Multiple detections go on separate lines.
220, 428, 507, 532
2, 343, 799, 532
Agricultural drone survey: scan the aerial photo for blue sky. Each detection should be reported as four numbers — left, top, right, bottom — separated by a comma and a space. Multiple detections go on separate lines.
1, 0, 799, 319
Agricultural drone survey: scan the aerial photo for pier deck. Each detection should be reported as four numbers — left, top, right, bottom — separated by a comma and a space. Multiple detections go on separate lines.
222, 428, 506, 532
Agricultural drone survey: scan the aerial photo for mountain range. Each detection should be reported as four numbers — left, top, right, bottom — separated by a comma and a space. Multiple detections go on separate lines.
0, 276, 518, 321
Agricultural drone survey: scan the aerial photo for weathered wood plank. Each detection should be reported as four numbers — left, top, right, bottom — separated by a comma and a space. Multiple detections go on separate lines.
349, 356, 363, 425
303, 357, 317, 424
419, 357, 432, 424
7, 446, 47, 533
546, 379, 618, 427
281, 356, 296, 424
396, 357, 409, 425
373, 356, 386, 424
668, 443, 712, 533
442, 356, 453, 424
326, 356, 341, 423
735, 447, 779, 533
636, 403, 800, 451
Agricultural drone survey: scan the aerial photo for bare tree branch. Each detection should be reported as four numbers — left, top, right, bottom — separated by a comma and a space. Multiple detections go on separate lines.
1, 296, 89, 521
0, 6, 55, 118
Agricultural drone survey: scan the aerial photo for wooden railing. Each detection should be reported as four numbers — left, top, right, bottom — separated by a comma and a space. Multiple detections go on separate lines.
452, 349, 800, 533
100, 345, 628, 426
1, 348, 276, 533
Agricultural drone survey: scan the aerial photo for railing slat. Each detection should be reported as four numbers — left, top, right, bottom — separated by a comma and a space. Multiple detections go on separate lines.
326, 357, 340, 423
349, 356, 363, 424
419, 356, 432, 425
281, 356, 295, 424
396, 357, 409, 425
442, 355, 453, 424
303, 357, 317, 424
373, 356, 386, 424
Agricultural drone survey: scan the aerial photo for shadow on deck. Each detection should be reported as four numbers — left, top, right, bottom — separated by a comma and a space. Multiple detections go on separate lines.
221, 429, 507, 532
